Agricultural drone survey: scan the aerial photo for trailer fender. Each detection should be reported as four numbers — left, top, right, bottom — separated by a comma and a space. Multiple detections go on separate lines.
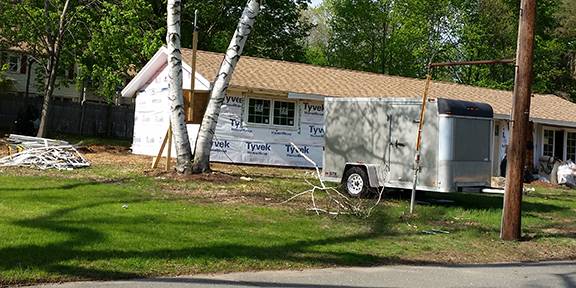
343, 163, 380, 188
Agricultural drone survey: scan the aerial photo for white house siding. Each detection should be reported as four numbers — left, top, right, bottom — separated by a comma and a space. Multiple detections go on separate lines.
3, 53, 81, 99
493, 120, 576, 175
131, 64, 200, 157
533, 123, 543, 168
532, 123, 576, 164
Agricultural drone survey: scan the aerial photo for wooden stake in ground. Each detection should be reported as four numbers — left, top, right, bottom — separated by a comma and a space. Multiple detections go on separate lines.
501, 0, 536, 241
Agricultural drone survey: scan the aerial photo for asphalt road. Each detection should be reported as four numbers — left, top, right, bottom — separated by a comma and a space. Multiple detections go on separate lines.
28, 261, 576, 288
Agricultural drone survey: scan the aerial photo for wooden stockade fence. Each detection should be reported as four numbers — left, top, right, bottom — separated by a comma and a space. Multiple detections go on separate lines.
0, 95, 134, 139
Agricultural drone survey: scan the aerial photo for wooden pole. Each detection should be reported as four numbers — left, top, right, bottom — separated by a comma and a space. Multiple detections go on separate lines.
429, 59, 515, 68
409, 74, 432, 214
501, 0, 536, 241
187, 10, 198, 122
151, 127, 171, 169
166, 126, 173, 171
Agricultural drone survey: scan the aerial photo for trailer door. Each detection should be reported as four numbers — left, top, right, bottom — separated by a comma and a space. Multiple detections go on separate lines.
387, 103, 421, 184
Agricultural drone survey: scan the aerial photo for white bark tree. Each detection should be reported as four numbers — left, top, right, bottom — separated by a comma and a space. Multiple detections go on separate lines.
192, 0, 262, 173
167, 0, 193, 173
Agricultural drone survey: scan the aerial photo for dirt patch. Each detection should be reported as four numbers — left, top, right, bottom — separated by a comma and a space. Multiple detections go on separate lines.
77, 144, 130, 154
148, 170, 240, 184
0, 139, 10, 157
430, 219, 483, 230
157, 180, 290, 207
529, 180, 565, 189
414, 239, 576, 264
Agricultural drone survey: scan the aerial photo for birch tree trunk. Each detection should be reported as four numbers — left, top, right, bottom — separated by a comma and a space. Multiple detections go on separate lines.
36, 0, 71, 138
192, 0, 261, 173
167, 0, 193, 173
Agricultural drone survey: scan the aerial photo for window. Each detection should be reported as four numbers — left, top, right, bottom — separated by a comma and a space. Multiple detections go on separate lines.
1, 53, 19, 73
245, 98, 297, 128
273, 101, 295, 126
543, 129, 554, 157
247, 98, 271, 124
568, 132, 576, 161
543, 128, 567, 160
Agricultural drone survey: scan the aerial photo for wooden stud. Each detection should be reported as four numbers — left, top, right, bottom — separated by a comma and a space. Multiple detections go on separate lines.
151, 127, 171, 169
166, 125, 172, 171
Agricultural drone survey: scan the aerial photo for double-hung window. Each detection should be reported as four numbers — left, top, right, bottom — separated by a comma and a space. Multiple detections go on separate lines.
246, 98, 297, 128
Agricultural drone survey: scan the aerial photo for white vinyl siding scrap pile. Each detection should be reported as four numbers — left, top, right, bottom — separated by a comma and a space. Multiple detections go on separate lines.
0, 134, 90, 170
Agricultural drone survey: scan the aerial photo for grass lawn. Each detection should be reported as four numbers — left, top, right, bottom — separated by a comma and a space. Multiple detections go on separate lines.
0, 148, 575, 286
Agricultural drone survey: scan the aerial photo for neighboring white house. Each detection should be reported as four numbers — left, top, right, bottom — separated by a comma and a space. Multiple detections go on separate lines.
122, 46, 576, 175
0, 48, 85, 101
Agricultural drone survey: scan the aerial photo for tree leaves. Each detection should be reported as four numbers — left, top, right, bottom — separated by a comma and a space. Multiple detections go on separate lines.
79, 0, 164, 101
308, 0, 576, 99
181, 0, 311, 62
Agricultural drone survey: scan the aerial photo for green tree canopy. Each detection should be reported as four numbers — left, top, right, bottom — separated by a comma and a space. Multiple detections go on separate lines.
78, 0, 164, 100
309, 0, 576, 99
181, 0, 312, 62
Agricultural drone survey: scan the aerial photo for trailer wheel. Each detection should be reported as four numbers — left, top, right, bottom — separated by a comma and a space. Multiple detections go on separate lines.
343, 167, 369, 197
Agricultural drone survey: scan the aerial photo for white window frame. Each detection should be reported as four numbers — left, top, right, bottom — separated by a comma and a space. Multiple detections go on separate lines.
566, 131, 576, 162
1, 52, 20, 73
245, 97, 273, 127
541, 126, 576, 161
243, 96, 299, 130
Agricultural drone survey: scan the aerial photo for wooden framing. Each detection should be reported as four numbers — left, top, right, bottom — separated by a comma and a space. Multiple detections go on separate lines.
183, 90, 210, 124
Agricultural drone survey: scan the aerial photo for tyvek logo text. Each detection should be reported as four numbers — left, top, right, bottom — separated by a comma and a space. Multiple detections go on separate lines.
308, 125, 324, 137
230, 118, 252, 133
246, 142, 271, 155
225, 96, 242, 107
211, 140, 231, 153
285, 144, 310, 158
303, 103, 324, 115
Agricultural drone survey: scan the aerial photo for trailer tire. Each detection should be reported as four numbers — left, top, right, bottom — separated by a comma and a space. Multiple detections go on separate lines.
343, 167, 370, 197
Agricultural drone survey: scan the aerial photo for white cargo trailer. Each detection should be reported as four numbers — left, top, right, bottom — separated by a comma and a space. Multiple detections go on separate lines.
322, 97, 494, 195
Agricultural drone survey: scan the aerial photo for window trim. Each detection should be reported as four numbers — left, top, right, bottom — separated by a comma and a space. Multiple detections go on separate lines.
1, 52, 20, 73
567, 131, 576, 162
272, 99, 297, 127
540, 126, 576, 161
542, 128, 557, 158
245, 97, 272, 126
243, 96, 299, 130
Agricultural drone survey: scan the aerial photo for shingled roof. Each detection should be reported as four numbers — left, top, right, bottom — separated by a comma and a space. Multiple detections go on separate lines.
181, 48, 576, 125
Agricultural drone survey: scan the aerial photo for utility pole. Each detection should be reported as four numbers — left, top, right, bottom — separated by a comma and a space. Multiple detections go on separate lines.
501, 0, 536, 241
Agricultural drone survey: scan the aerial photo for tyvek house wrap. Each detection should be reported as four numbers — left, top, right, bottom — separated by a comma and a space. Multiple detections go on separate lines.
131, 76, 325, 167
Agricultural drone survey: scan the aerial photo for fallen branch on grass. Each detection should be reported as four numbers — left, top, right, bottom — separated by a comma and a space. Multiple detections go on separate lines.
283, 143, 384, 218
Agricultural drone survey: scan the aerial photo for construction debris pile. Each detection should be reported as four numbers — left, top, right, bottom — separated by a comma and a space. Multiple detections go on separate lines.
0, 134, 90, 170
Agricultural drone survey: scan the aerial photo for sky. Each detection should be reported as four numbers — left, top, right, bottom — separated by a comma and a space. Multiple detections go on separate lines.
310, 0, 323, 7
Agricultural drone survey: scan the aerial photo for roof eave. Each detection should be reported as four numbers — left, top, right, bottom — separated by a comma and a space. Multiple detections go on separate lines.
121, 47, 168, 98
494, 113, 576, 128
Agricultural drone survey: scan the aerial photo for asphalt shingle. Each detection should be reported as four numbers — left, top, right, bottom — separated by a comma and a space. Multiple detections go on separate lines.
181, 49, 576, 123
